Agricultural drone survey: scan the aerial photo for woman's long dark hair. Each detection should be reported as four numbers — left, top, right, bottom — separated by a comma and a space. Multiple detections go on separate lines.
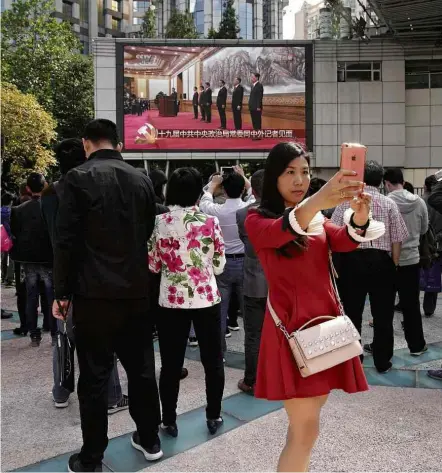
149, 169, 168, 204
258, 142, 310, 255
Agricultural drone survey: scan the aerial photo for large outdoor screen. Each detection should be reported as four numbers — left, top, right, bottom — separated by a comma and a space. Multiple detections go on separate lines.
121, 44, 311, 152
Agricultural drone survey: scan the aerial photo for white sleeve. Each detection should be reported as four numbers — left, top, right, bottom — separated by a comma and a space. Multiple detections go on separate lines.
199, 192, 221, 217
343, 208, 385, 242
288, 208, 325, 236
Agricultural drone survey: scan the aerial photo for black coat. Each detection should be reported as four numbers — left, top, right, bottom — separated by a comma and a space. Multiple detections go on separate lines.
192, 91, 199, 105
171, 91, 178, 104
53, 149, 157, 300
248, 82, 264, 111
198, 90, 205, 106
232, 85, 244, 110
217, 86, 227, 108
205, 88, 213, 105
10, 197, 53, 264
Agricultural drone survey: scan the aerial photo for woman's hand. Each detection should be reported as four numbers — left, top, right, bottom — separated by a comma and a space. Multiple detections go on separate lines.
350, 192, 371, 226
309, 170, 364, 212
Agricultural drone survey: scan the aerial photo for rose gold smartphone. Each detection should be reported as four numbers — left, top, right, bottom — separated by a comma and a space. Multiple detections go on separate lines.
340, 143, 367, 182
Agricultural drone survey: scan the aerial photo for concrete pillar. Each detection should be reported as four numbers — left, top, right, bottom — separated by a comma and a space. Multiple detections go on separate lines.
254, 0, 263, 39
89, 0, 99, 41
203, 0, 213, 37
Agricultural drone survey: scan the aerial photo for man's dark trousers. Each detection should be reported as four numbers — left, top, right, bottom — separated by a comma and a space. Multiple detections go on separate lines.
338, 249, 396, 372
218, 106, 226, 129
193, 105, 198, 119
243, 296, 266, 387
74, 296, 160, 466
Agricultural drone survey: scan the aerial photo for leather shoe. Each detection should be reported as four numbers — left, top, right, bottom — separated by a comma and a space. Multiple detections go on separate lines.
206, 417, 223, 435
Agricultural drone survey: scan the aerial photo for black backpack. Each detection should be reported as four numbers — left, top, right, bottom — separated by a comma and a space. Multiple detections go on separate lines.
419, 223, 439, 269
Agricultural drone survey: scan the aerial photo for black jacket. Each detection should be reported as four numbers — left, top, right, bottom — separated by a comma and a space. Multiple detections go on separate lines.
205, 88, 213, 105
41, 179, 64, 248
232, 85, 244, 110
249, 82, 264, 111
217, 86, 227, 108
171, 91, 178, 104
198, 90, 205, 106
53, 149, 157, 300
192, 91, 199, 106
10, 196, 53, 264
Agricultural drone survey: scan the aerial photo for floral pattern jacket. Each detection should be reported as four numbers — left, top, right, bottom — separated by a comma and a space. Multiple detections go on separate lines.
148, 206, 226, 309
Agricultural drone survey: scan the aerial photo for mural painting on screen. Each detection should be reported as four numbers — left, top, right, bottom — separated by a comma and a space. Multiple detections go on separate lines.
123, 45, 307, 152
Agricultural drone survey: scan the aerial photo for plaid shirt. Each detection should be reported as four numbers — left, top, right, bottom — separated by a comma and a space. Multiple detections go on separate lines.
331, 186, 408, 251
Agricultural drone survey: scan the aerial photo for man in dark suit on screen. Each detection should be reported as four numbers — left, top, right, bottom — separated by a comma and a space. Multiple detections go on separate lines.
232, 77, 244, 131
198, 85, 206, 121
248, 72, 264, 140
204, 82, 212, 124
171, 88, 178, 116
192, 86, 199, 119
216, 80, 227, 129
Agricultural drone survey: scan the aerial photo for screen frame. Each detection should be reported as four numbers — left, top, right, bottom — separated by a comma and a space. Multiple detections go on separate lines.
116, 40, 313, 154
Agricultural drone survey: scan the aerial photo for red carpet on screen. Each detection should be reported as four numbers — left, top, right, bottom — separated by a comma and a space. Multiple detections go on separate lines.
123, 110, 305, 151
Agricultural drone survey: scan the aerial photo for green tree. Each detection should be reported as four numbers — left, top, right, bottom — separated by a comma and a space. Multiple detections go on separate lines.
1, 83, 57, 188
207, 27, 218, 39
216, 0, 240, 39
1, 0, 94, 139
165, 8, 199, 38
138, 4, 157, 38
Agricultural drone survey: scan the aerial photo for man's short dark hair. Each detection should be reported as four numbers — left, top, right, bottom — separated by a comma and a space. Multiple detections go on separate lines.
236, 77, 242, 83
83, 119, 119, 148
251, 169, 265, 199
384, 168, 404, 185
404, 181, 414, 194
1, 192, 14, 207
220, 80, 225, 85
165, 167, 203, 207
425, 175, 437, 192
222, 172, 245, 199
194, 86, 197, 90
55, 138, 86, 175
253, 72, 260, 80
364, 160, 384, 188
200, 85, 204, 90
27, 172, 46, 194
205, 82, 210, 87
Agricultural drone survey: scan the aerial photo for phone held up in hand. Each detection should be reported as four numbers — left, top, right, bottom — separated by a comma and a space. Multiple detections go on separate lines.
435, 169, 442, 182
340, 143, 367, 183
220, 166, 234, 176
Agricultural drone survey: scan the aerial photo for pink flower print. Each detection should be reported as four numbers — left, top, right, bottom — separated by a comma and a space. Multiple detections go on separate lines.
168, 294, 176, 304
162, 252, 172, 264
186, 225, 200, 240
168, 286, 177, 294
167, 254, 185, 273
207, 292, 214, 302
160, 238, 172, 249
169, 238, 180, 250
197, 286, 205, 295
205, 217, 215, 230
154, 261, 162, 272
177, 296, 185, 305
216, 289, 221, 297
214, 238, 224, 253
161, 214, 173, 225
189, 267, 203, 285
187, 238, 201, 250
200, 224, 212, 237
205, 285, 212, 293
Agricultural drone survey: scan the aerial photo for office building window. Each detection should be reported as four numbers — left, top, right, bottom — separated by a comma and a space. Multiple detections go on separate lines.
405, 60, 442, 89
192, 0, 204, 35
239, 0, 253, 39
337, 62, 381, 82
62, 0, 73, 17
112, 0, 121, 12
97, 0, 105, 27
79, 0, 89, 23
112, 18, 121, 30
134, 1, 150, 13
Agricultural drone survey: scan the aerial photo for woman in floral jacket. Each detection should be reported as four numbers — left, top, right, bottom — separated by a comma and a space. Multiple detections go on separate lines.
148, 167, 226, 437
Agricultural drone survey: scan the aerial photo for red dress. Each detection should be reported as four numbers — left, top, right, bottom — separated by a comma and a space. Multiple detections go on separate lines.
245, 211, 369, 400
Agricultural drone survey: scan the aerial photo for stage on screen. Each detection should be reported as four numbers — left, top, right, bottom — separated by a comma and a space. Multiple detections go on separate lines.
122, 44, 309, 152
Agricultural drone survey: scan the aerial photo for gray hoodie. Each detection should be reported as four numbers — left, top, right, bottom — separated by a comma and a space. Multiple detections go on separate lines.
388, 189, 429, 266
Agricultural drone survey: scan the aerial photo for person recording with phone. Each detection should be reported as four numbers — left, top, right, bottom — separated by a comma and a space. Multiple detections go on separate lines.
199, 166, 254, 356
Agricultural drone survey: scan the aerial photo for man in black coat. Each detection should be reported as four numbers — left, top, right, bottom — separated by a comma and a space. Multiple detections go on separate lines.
248, 72, 264, 140
52, 119, 162, 472
192, 86, 199, 119
198, 85, 206, 121
10, 172, 55, 345
204, 82, 212, 124
171, 88, 178, 116
232, 77, 244, 131
216, 80, 227, 129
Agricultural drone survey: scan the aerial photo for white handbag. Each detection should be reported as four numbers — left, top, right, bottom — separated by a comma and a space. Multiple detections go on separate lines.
267, 253, 363, 378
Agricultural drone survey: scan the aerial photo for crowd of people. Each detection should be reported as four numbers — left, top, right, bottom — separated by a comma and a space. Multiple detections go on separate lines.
1, 118, 441, 472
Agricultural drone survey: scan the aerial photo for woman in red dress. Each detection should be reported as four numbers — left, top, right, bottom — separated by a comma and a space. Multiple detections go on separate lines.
245, 143, 384, 472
